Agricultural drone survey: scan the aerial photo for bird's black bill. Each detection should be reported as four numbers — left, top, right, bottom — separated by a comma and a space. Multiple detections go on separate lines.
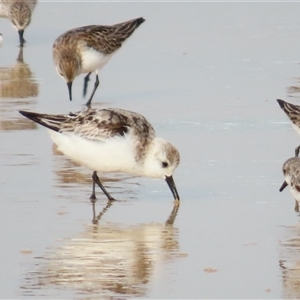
279, 181, 288, 192
67, 81, 73, 101
18, 30, 25, 46
165, 175, 180, 201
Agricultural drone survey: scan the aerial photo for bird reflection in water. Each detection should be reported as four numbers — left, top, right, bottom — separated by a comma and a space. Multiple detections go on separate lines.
21, 205, 181, 299
0, 46, 38, 130
91, 197, 179, 226
0, 46, 38, 98
279, 223, 300, 299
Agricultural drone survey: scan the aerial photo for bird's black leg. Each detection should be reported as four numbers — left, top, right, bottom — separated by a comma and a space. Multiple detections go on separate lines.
86, 74, 99, 107
18, 29, 25, 47
83, 72, 92, 98
91, 171, 115, 201
90, 179, 96, 201
295, 145, 300, 157
295, 199, 299, 213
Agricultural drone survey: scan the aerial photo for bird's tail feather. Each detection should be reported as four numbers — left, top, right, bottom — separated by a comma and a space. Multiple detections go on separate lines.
19, 110, 69, 132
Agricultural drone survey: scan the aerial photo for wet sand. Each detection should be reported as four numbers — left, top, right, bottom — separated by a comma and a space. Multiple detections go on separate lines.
1, 2, 300, 299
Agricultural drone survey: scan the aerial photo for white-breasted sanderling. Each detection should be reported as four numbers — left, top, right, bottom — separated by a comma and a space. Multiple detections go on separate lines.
19, 108, 180, 201
280, 157, 300, 212
0, 0, 37, 46
277, 99, 300, 156
52, 17, 145, 106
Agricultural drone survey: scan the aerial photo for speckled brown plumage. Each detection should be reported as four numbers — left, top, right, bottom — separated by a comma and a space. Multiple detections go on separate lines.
277, 99, 300, 127
53, 17, 145, 55
52, 17, 145, 105
281, 157, 300, 208
19, 107, 155, 161
1, 0, 37, 45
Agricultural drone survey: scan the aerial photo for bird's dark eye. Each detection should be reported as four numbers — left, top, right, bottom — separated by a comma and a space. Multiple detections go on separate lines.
162, 162, 168, 168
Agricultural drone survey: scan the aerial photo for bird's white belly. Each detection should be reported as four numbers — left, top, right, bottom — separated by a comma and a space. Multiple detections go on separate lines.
48, 130, 139, 175
80, 47, 112, 74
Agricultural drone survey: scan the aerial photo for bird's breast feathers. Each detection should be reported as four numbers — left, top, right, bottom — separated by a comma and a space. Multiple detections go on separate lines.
80, 46, 112, 73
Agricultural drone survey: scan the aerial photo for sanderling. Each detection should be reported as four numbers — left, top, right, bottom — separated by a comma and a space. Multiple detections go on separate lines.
19, 108, 180, 201
0, 33, 2, 44
277, 99, 300, 156
52, 17, 145, 106
0, 0, 37, 46
279, 157, 300, 212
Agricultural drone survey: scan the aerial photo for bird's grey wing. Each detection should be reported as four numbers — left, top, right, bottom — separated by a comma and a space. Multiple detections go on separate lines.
61, 108, 155, 148
78, 25, 123, 54
60, 109, 133, 143
277, 99, 300, 127
79, 18, 145, 54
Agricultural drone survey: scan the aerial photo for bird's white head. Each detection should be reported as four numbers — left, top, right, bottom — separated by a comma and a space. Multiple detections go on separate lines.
144, 138, 180, 178
143, 138, 180, 200
283, 158, 298, 184
280, 157, 300, 192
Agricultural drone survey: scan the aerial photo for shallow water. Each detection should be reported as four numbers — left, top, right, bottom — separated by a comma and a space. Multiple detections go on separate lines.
1, 1, 300, 299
